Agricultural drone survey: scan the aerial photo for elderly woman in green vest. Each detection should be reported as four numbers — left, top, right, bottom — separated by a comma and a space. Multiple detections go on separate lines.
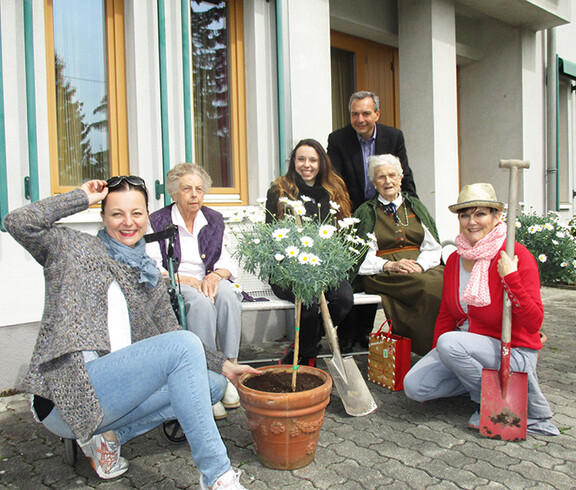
352, 154, 444, 356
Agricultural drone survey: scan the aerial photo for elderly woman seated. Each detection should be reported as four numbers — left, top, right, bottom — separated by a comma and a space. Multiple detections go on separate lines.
147, 163, 242, 420
352, 154, 444, 356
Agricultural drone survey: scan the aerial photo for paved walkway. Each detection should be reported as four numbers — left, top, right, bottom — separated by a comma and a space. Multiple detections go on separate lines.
1, 287, 575, 489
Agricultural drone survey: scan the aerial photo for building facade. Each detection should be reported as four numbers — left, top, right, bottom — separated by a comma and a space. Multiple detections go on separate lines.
0, 0, 574, 388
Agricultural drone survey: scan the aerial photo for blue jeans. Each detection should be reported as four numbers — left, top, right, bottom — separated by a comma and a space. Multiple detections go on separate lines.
404, 331, 553, 420
42, 330, 230, 487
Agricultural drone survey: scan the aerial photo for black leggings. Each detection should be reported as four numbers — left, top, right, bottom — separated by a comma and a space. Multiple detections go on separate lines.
271, 280, 354, 358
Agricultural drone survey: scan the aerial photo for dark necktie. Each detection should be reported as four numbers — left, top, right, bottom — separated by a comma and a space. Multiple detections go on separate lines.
383, 202, 398, 222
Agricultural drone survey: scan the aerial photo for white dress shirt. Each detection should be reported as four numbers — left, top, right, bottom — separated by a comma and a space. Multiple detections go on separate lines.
358, 194, 442, 275
146, 206, 238, 281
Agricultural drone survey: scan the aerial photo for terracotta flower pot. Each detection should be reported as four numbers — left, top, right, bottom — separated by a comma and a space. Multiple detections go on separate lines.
237, 365, 332, 470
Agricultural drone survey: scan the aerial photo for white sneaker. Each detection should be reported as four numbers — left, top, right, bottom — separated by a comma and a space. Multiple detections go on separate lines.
221, 380, 240, 409
212, 401, 227, 420
468, 407, 480, 430
199, 469, 246, 489
77, 434, 129, 479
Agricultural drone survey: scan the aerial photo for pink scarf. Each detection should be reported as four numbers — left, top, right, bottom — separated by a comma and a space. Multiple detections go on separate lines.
456, 221, 506, 307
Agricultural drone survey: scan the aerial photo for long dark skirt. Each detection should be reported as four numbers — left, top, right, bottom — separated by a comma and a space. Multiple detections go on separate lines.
271, 281, 354, 358
362, 260, 444, 356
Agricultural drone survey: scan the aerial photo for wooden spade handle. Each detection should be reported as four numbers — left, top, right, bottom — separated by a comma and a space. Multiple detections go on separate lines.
498, 159, 530, 385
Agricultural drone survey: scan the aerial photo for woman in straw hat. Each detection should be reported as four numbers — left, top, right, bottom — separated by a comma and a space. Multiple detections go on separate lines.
403, 183, 558, 435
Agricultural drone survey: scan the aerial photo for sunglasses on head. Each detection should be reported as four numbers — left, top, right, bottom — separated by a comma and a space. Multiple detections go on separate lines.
106, 175, 146, 189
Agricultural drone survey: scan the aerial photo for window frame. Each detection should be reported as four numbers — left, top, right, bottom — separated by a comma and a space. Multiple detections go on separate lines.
196, 0, 248, 205
44, 0, 129, 195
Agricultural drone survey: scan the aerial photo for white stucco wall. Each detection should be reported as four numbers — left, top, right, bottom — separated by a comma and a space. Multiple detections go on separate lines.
284, 0, 332, 147
521, 29, 547, 214
330, 0, 398, 47
243, 0, 279, 201
555, 17, 576, 218
556, 18, 576, 62
398, 0, 460, 242
458, 19, 526, 208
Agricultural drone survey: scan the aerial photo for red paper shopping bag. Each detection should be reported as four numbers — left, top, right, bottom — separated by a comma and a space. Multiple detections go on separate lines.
368, 320, 411, 391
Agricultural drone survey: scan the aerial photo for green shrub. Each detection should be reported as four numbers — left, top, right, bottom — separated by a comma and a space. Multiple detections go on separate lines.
515, 211, 576, 286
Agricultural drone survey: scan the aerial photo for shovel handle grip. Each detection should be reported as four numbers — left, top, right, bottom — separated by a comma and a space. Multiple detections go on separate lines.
499, 159, 530, 170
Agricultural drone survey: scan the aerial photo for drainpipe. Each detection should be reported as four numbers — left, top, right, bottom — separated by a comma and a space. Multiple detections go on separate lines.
181, 0, 193, 162
546, 28, 558, 212
0, 9, 8, 231
24, 0, 39, 203
156, 0, 171, 206
275, 0, 287, 174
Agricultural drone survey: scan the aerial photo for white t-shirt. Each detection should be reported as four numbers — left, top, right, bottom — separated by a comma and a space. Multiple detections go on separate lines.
82, 280, 132, 362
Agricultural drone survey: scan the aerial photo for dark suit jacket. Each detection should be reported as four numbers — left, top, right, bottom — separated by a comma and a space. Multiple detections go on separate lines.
327, 123, 417, 211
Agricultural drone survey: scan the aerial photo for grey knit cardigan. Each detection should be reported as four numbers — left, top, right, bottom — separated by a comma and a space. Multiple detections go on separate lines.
4, 189, 227, 441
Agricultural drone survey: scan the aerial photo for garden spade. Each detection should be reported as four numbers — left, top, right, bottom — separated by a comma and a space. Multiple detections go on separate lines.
479, 159, 529, 441
319, 292, 377, 416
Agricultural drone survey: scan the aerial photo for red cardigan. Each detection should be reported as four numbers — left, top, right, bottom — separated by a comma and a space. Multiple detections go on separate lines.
433, 242, 544, 350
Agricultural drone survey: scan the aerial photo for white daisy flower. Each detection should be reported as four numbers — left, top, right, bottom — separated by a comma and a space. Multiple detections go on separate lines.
552, 239, 559, 245
252, 215, 263, 223
515, 221, 521, 228
298, 253, 311, 265
349, 247, 360, 254
329, 209, 338, 215
557, 231, 566, 239
309, 254, 321, 266
329, 200, 341, 210
287, 199, 302, 208
275, 253, 285, 261
293, 204, 306, 215
538, 254, 547, 263
300, 236, 314, 247
253, 238, 261, 245
528, 225, 538, 234
366, 232, 377, 242
318, 225, 337, 239
544, 223, 554, 230
272, 228, 290, 240
561, 262, 568, 268
278, 197, 288, 203
285, 246, 300, 257
300, 195, 312, 202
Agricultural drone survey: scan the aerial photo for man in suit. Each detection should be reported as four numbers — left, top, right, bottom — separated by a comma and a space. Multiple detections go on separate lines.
327, 91, 419, 352
327, 91, 417, 212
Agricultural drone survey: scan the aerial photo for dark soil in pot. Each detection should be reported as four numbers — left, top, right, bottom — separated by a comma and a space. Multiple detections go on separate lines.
243, 371, 324, 393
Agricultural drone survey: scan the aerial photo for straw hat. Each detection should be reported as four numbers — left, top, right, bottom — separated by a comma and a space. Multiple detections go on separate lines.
448, 183, 504, 213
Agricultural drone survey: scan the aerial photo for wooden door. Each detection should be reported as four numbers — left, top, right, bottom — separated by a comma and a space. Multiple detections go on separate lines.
330, 31, 399, 130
